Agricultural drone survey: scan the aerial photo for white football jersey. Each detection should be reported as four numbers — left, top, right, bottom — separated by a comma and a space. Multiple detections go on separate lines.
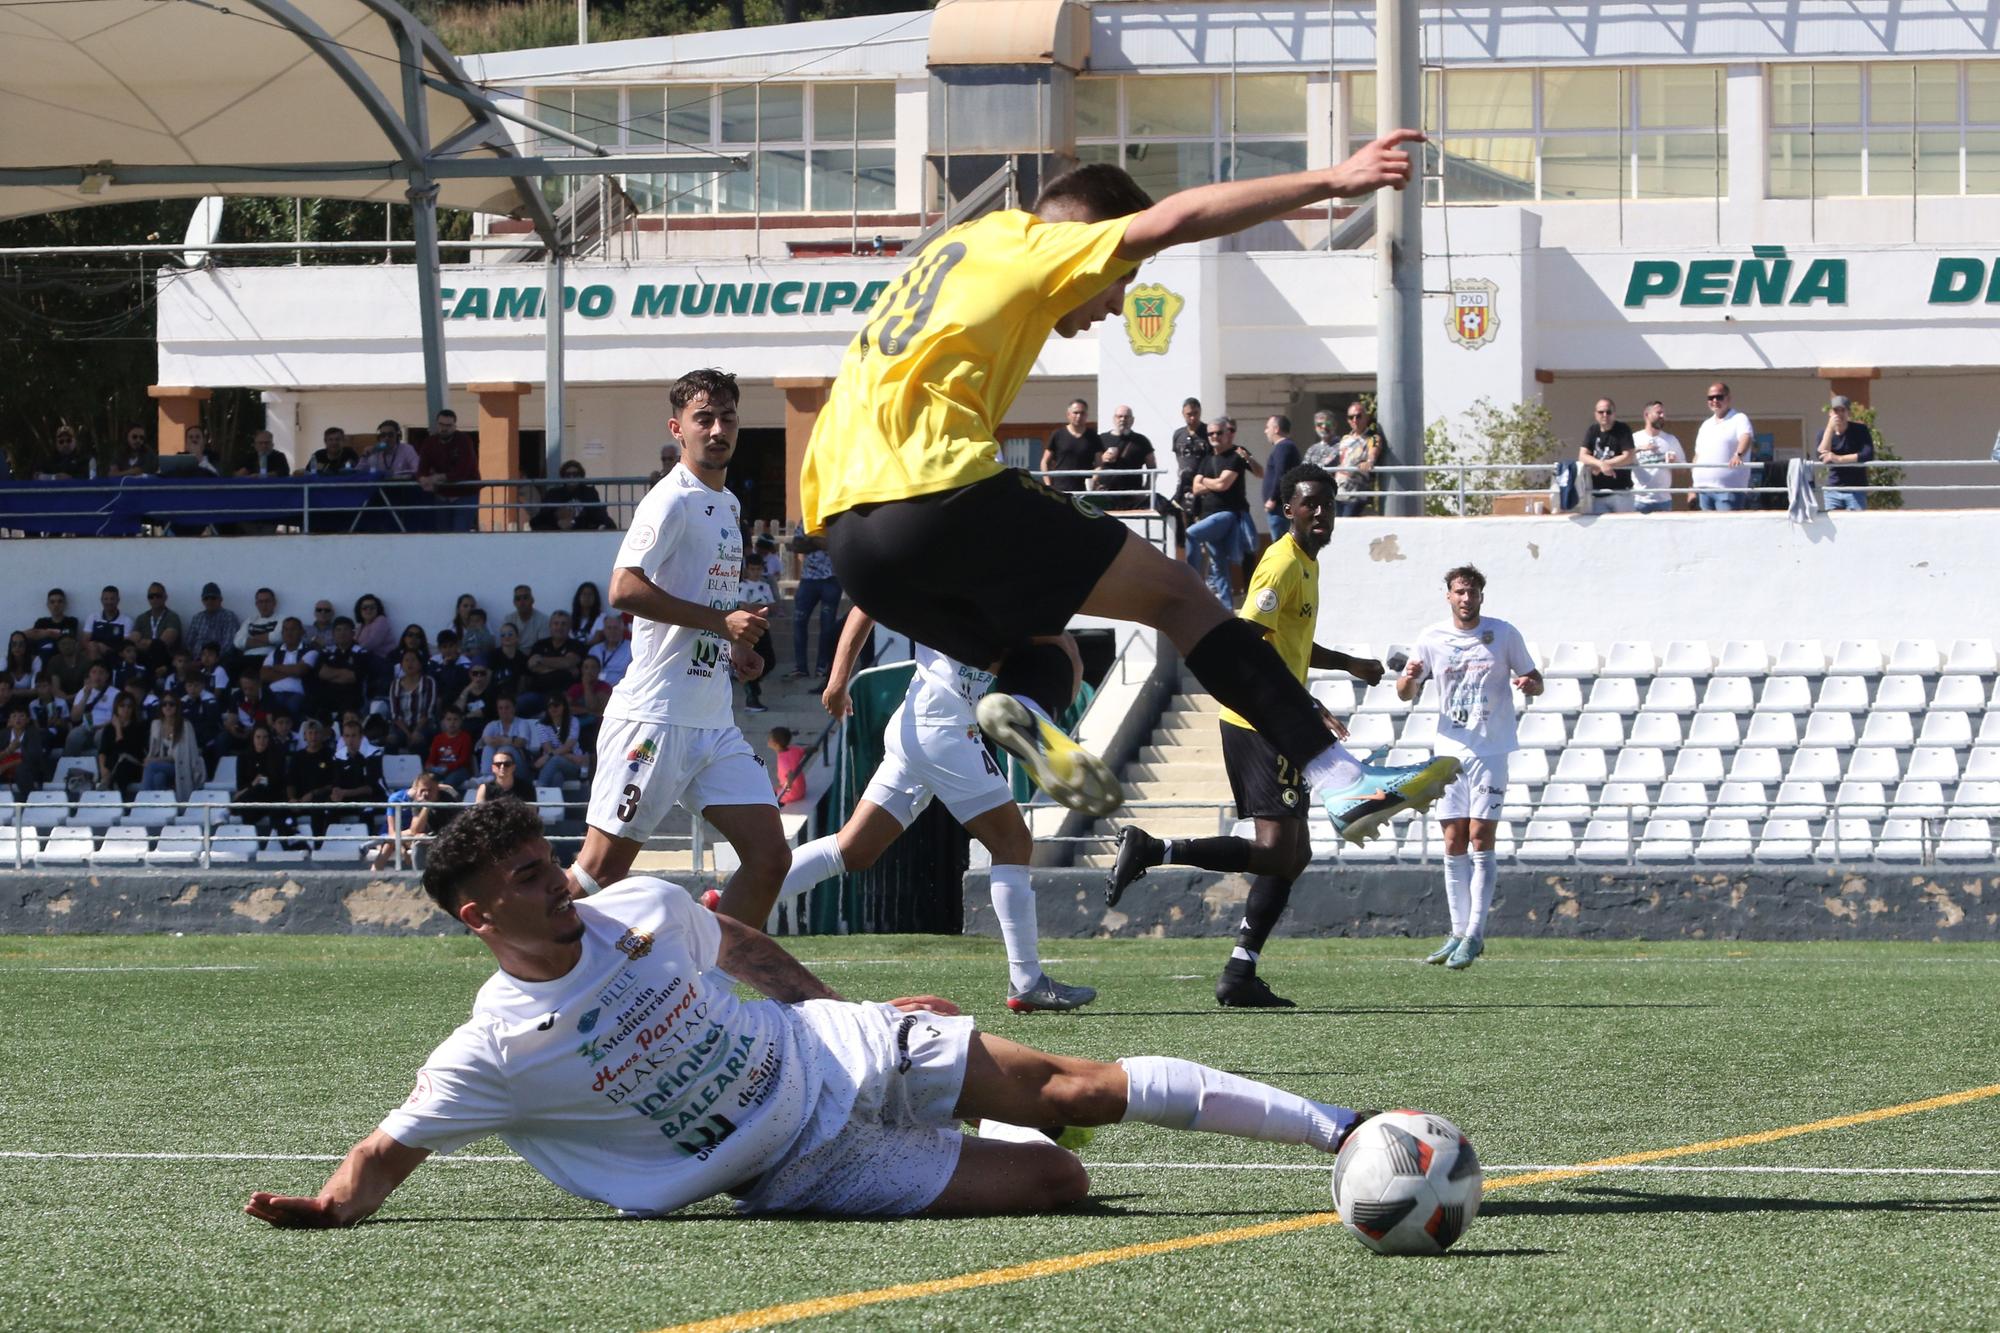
605, 467, 743, 732
1413, 615, 1536, 759
904, 645, 995, 729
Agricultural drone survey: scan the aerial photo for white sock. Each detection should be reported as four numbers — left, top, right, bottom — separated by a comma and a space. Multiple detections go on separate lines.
989, 863, 1042, 993
1443, 854, 1470, 937
1467, 850, 1497, 939
780, 835, 846, 899
1302, 741, 1364, 792
1118, 1056, 1353, 1152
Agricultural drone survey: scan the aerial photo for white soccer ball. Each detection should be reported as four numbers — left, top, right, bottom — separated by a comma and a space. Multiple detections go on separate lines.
1330, 1110, 1483, 1256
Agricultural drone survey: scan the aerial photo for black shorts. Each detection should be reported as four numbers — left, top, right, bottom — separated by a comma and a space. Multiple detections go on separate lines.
824, 468, 1130, 667
1222, 720, 1307, 822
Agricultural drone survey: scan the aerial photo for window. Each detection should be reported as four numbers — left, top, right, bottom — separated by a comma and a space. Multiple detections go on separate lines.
1073, 74, 1308, 195
1769, 61, 2000, 198
1347, 66, 1726, 203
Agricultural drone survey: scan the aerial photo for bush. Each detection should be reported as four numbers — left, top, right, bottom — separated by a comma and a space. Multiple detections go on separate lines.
1423, 397, 1562, 516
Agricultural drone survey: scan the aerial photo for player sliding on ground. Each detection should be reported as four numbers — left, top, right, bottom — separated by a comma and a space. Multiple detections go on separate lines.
781, 608, 1097, 1012
1106, 465, 1385, 1008
800, 130, 1458, 846
244, 799, 1380, 1225
1398, 566, 1543, 970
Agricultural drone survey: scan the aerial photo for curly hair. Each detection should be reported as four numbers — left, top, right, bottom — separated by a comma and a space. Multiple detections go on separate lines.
1279, 462, 1335, 506
421, 796, 544, 915
669, 367, 740, 415
1444, 564, 1487, 593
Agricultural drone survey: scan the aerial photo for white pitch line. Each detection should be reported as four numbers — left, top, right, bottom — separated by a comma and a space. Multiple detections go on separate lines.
0, 1150, 523, 1165
2, 965, 261, 973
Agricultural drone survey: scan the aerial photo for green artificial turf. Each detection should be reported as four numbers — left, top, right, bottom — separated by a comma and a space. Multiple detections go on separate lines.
2, 934, 1997, 1331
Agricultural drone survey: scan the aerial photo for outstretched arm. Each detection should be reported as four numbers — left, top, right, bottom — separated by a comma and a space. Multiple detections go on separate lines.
1118, 131, 1422, 261
246, 1129, 429, 1229
820, 607, 876, 720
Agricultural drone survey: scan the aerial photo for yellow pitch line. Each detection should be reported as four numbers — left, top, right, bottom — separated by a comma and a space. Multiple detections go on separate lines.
650, 1081, 2000, 1333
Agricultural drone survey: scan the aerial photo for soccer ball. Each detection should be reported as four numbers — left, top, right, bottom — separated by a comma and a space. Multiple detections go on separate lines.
1330, 1110, 1483, 1255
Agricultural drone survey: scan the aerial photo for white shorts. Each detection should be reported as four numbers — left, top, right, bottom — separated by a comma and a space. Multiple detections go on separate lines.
860, 707, 1013, 828
733, 999, 974, 1216
1437, 753, 1509, 822
587, 715, 775, 841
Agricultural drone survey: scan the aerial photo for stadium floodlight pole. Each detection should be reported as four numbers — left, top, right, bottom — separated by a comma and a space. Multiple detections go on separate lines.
1375, 0, 1424, 518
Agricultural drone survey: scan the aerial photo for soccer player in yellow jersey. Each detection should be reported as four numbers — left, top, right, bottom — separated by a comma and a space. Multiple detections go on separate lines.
1104, 466, 1385, 1006
800, 130, 1456, 844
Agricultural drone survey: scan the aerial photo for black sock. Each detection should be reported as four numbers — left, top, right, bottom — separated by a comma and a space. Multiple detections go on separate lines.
1183, 618, 1332, 771
1235, 873, 1296, 957
1163, 836, 1253, 873
994, 641, 1075, 720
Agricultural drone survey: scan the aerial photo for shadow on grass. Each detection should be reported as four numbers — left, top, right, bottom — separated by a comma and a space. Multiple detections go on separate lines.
1486, 1186, 2000, 1218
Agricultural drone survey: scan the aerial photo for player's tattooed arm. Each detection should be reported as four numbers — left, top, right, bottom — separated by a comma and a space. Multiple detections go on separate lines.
716, 915, 844, 1003
245, 1129, 429, 1229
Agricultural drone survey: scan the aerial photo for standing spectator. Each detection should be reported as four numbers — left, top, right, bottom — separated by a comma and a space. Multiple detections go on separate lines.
1185, 417, 1249, 608
427, 629, 473, 704
1, 701, 47, 797
131, 583, 183, 660
1169, 396, 1211, 533
1303, 409, 1340, 467
453, 662, 498, 729
175, 670, 221, 770
569, 581, 608, 646
1041, 399, 1101, 494
260, 617, 317, 719
108, 424, 152, 477
179, 425, 222, 476
1334, 402, 1385, 518
1089, 405, 1155, 507
768, 725, 809, 808
39, 426, 95, 480
476, 694, 533, 774
234, 588, 281, 669
1692, 382, 1756, 512
501, 584, 550, 648
737, 561, 777, 715
83, 585, 131, 662
287, 718, 339, 841
1259, 415, 1303, 540
754, 535, 783, 590
458, 606, 495, 662
302, 599, 338, 653
313, 617, 367, 722
1630, 401, 1686, 515
425, 706, 477, 789
139, 695, 205, 800
530, 693, 587, 788
305, 427, 358, 474
589, 614, 631, 687
788, 527, 841, 683
351, 593, 396, 665
238, 429, 291, 477
27, 588, 78, 661
530, 461, 615, 531
95, 693, 146, 794
328, 716, 387, 826
186, 584, 241, 669
384, 649, 438, 754
1579, 398, 1637, 515
1816, 395, 1876, 511
417, 408, 480, 533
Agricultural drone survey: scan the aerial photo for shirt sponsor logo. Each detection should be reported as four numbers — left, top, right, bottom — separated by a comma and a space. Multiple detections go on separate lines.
627, 523, 657, 552
576, 1006, 603, 1034
626, 737, 659, 769
405, 1070, 433, 1105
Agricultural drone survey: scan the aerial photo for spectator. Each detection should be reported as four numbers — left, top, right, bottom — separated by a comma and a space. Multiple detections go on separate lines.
768, 725, 809, 808
186, 584, 241, 668
95, 693, 146, 794
486, 623, 530, 701
351, 593, 396, 664
501, 584, 550, 648
238, 429, 291, 478
47, 633, 90, 696
1260, 415, 1303, 540
443, 593, 480, 648
395, 623, 432, 669
476, 694, 532, 774
260, 617, 317, 719
569, 581, 607, 646
313, 617, 367, 722
305, 426, 358, 474
737, 563, 776, 715
649, 440, 681, 484
1185, 417, 1250, 608
82, 585, 131, 662
530, 693, 587, 788
131, 583, 183, 659
7, 633, 37, 691
38, 426, 95, 480
1579, 398, 1637, 515
530, 461, 615, 531
26, 588, 78, 661
1090, 405, 1155, 508
567, 653, 611, 734
459, 606, 495, 662
523, 611, 585, 716
788, 527, 840, 683
474, 751, 525, 803
1, 701, 47, 797
234, 588, 281, 668
416, 408, 480, 533
107, 424, 151, 478
1630, 401, 1686, 515
425, 706, 476, 789
302, 599, 338, 653
454, 662, 498, 728
361, 420, 420, 480
589, 614, 631, 688
428, 629, 473, 704
1303, 409, 1340, 467
1042, 399, 1101, 495
286, 718, 339, 841
385, 649, 438, 754
29, 672, 72, 754
195, 642, 229, 692
1692, 382, 1756, 512
1169, 396, 1210, 529
179, 425, 222, 476
223, 667, 275, 754
65, 662, 117, 754
108, 640, 147, 694
1334, 402, 1385, 518
231, 721, 289, 828
139, 694, 205, 800
1817, 395, 1875, 511
174, 669, 221, 766
374, 768, 457, 871
328, 715, 387, 825
753, 535, 783, 589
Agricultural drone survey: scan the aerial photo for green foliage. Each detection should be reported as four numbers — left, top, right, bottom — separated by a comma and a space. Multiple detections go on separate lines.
1422, 396, 1562, 515
1848, 402, 1904, 511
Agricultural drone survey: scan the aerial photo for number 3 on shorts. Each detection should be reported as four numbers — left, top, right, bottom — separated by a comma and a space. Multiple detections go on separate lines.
617, 783, 641, 822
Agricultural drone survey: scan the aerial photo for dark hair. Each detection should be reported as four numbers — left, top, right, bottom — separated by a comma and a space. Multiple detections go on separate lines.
355, 594, 383, 618
571, 581, 602, 627
332, 615, 355, 631
400, 624, 431, 658
282, 616, 302, 631
1271, 414, 1292, 434
1645, 400, 1664, 411
1280, 462, 1335, 505
1069, 398, 1089, 411
47, 588, 64, 600
101, 584, 118, 596
255, 586, 274, 599
323, 426, 343, 441
670, 367, 740, 415
436, 409, 458, 422
378, 419, 400, 434
1033, 162, 1153, 220
768, 726, 793, 746
1181, 397, 1201, 411
422, 796, 543, 914
1444, 564, 1487, 593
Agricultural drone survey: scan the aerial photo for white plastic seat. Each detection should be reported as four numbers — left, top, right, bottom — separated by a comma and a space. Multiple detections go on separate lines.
1815, 677, 1871, 713
1773, 780, 1829, 818
147, 827, 203, 864
1537, 782, 1594, 821
1669, 748, 1725, 785
1713, 781, 1768, 819
22, 791, 71, 832
1754, 818, 1815, 862
1511, 750, 1551, 787
1354, 683, 1410, 715
315, 821, 374, 862
1980, 714, 2000, 747
1727, 747, 1783, 784
1501, 782, 1535, 815
1540, 642, 1599, 679
1742, 713, 1800, 750
1874, 675, 1927, 711
1831, 639, 1886, 675
1685, 713, 1742, 751
382, 753, 423, 789
1598, 781, 1651, 820
1800, 713, 1857, 749
1398, 711, 1440, 746
1887, 639, 1942, 676
1582, 679, 1641, 716
1875, 817, 1927, 862
1516, 819, 1575, 862
1694, 817, 1754, 861
1969, 748, 2000, 781
121, 790, 179, 830
1951, 782, 2000, 818
1310, 678, 1356, 715
1756, 677, 1814, 715
534, 785, 566, 825
1516, 713, 1567, 750
1396, 820, 1441, 863
1340, 832, 1395, 863
73, 791, 124, 830
1600, 642, 1658, 678
1642, 677, 1699, 715
257, 838, 309, 864
1891, 780, 1947, 818
50, 756, 96, 790
1343, 714, 1397, 750
1815, 817, 1874, 862
1628, 712, 1684, 749
1658, 641, 1715, 677
1653, 782, 1711, 819
1932, 676, 1987, 712
1832, 779, 1888, 819
1552, 748, 1608, 785
90, 826, 151, 863
1936, 818, 1994, 861
1786, 747, 1845, 784
1536, 679, 1584, 715
1945, 638, 1998, 675
1610, 747, 1667, 785
1698, 678, 1754, 714
1576, 818, 1631, 862
1907, 746, 1961, 782
1858, 711, 1915, 749
1846, 748, 1903, 783
1635, 817, 1695, 861
207, 823, 259, 863
1917, 712, 1974, 747
1491, 820, 1518, 859
1771, 640, 1829, 676
1568, 714, 1625, 750
1, 830, 41, 863
37, 827, 95, 864
208, 755, 238, 790
1714, 641, 1770, 677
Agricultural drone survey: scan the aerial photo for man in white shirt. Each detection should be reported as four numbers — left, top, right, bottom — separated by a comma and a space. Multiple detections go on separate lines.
244, 799, 1379, 1227
588, 615, 631, 687
234, 587, 281, 666
1691, 382, 1755, 512
1397, 565, 1543, 971
1630, 400, 1686, 514
572, 369, 787, 926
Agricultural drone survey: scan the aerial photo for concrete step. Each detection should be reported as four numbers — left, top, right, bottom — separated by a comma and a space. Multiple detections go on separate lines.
1138, 743, 1222, 765
1174, 693, 1222, 714
1094, 813, 1231, 839
1126, 780, 1229, 805
1157, 711, 1220, 734
1129, 761, 1228, 784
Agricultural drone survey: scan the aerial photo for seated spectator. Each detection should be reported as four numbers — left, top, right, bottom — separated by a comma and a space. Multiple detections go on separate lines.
6, 634, 35, 692
221, 669, 271, 754
476, 695, 533, 774
196, 642, 230, 693
1579, 398, 1637, 515
453, 662, 498, 729
270, 710, 299, 754
458, 606, 495, 662
486, 624, 529, 700
108, 640, 147, 693
1, 701, 47, 798
567, 653, 611, 731
1631, 401, 1685, 514
186, 585, 240, 667
443, 594, 480, 649
570, 581, 607, 646
28, 673, 72, 755
235, 588, 281, 669
530, 693, 587, 788
589, 614, 631, 687
428, 629, 473, 703
313, 617, 367, 721
305, 426, 358, 474
179, 425, 223, 477
140, 694, 205, 801
475, 751, 525, 804
302, 599, 338, 652
502, 585, 551, 648
108, 424, 152, 478
529, 461, 616, 531
131, 583, 183, 660
96, 693, 147, 794
352, 593, 396, 680
26, 588, 78, 661
174, 670, 221, 770
374, 768, 458, 870
261, 617, 317, 719
522, 611, 585, 716
83, 585, 131, 662
1816, 395, 1875, 512
286, 718, 339, 840
396, 623, 432, 671
768, 726, 809, 808
328, 716, 387, 830
38, 426, 95, 480
385, 649, 438, 754
231, 722, 289, 829
425, 706, 476, 790
65, 662, 117, 755
360, 420, 420, 480
238, 429, 291, 478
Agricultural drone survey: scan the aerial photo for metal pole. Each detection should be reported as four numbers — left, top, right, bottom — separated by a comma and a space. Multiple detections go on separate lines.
410, 179, 449, 426
546, 245, 566, 474
1375, 0, 1423, 518
577, 0, 587, 44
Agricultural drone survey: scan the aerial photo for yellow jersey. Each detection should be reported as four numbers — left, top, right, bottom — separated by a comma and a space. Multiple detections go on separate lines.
1220, 534, 1319, 732
799, 210, 1137, 531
